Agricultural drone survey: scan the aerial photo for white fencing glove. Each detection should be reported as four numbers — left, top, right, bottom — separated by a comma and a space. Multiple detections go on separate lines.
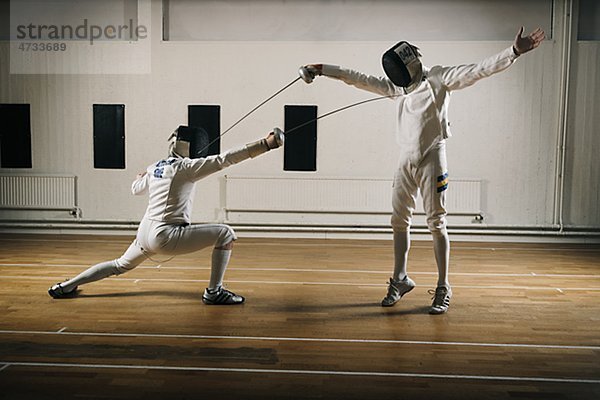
298, 64, 323, 83
246, 128, 285, 158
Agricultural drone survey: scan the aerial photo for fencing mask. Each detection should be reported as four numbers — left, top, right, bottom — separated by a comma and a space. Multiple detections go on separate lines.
168, 125, 210, 159
381, 41, 423, 87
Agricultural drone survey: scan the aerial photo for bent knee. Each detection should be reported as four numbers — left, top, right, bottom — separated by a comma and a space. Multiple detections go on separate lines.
215, 225, 236, 248
217, 240, 234, 250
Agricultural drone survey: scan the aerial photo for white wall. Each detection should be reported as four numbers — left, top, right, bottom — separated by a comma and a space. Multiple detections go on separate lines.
0, 0, 598, 237
564, 41, 600, 226
166, 0, 552, 41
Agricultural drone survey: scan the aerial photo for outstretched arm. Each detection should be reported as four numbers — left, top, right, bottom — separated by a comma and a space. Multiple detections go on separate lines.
186, 129, 284, 181
439, 27, 545, 91
303, 63, 400, 97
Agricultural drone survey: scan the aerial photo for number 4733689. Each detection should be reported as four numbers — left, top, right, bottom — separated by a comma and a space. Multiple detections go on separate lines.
18, 42, 67, 52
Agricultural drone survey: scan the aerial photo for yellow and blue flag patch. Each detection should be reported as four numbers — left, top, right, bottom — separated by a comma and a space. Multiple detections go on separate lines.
437, 173, 448, 193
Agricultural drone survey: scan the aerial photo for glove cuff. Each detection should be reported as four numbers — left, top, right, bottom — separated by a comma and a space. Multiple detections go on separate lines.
321, 64, 341, 77
246, 139, 270, 158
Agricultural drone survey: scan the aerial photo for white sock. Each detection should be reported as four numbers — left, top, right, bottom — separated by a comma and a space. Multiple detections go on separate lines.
61, 260, 121, 293
209, 248, 231, 289
432, 229, 450, 288
392, 230, 410, 281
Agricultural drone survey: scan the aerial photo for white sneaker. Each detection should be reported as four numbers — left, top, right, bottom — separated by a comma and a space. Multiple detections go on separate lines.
381, 276, 415, 307
429, 286, 452, 314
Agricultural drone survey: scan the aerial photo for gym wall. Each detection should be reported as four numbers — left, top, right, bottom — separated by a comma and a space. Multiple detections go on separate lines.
0, 0, 598, 239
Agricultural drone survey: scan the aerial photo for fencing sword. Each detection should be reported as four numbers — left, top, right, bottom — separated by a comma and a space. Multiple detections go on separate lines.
197, 66, 399, 153
267, 93, 398, 150
197, 66, 315, 155
282, 94, 398, 137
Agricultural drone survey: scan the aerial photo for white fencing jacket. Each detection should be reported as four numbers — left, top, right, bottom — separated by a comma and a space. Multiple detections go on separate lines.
131, 147, 252, 224
322, 46, 519, 164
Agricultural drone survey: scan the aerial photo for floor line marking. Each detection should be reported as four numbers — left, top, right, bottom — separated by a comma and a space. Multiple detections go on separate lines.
1, 236, 599, 253
2, 275, 600, 291
0, 329, 598, 351
0, 364, 10, 373
2, 263, 600, 279
2, 361, 599, 384
56, 327, 67, 333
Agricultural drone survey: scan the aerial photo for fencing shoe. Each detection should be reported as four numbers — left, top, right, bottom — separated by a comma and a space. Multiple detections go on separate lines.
202, 286, 245, 305
429, 286, 452, 314
381, 276, 415, 307
48, 282, 78, 299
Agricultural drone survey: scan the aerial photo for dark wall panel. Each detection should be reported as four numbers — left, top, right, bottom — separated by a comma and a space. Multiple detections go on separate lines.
188, 105, 220, 156
284, 105, 317, 172
0, 104, 32, 168
93, 104, 125, 169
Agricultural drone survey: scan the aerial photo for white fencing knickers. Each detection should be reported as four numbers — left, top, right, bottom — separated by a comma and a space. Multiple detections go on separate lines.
58, 220, 236, 292
134, 218, 237, 260
391, 141, 448, 233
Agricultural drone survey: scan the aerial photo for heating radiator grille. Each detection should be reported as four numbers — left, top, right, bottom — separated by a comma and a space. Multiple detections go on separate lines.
225, 176, 481, 215
0, 174, 77, 210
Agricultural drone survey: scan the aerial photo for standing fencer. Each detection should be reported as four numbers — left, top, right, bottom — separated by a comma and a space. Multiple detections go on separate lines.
49, 126, 284, 304
302, 27, 545, 314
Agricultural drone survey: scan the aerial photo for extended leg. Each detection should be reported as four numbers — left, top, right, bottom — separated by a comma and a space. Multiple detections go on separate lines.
420, 144, 452, 314
48, 240, 150, 298
384, 160, 418, 307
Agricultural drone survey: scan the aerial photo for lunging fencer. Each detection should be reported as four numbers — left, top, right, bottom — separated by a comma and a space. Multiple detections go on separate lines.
49, 126, 284, 304
302, 26, 545, 314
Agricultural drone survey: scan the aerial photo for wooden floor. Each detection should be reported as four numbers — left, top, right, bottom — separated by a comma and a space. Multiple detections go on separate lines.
0, 234, 599, 400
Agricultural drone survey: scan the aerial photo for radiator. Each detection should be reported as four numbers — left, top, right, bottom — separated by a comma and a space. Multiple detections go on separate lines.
0, 174, 78, 211
224, 176, 481, 216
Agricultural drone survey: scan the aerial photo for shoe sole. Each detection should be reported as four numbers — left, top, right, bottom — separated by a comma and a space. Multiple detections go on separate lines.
48, 287, 79, 299
381, 284, 415, 307
429, 298, 451, 314
202, 296, 245, 305
429, 307, 449, 315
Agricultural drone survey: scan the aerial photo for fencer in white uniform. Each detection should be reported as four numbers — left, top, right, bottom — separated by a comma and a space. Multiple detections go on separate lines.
303, 27, 544, 314
49, 126, 284, 304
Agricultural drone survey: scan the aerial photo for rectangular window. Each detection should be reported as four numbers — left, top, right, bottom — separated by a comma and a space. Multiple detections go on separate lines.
188, 105, 220, 156
0, 104, 32, 168
93, 104, 125, 169
578, 0, 600, 40
284, 105, 317, 172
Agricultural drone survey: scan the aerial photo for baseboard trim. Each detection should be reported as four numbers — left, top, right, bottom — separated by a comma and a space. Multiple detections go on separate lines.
0, 221, 599, 243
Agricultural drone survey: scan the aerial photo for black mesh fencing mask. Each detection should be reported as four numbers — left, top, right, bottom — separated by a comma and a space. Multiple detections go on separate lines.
170, 125, 210, 158
382, 41, 422, 87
